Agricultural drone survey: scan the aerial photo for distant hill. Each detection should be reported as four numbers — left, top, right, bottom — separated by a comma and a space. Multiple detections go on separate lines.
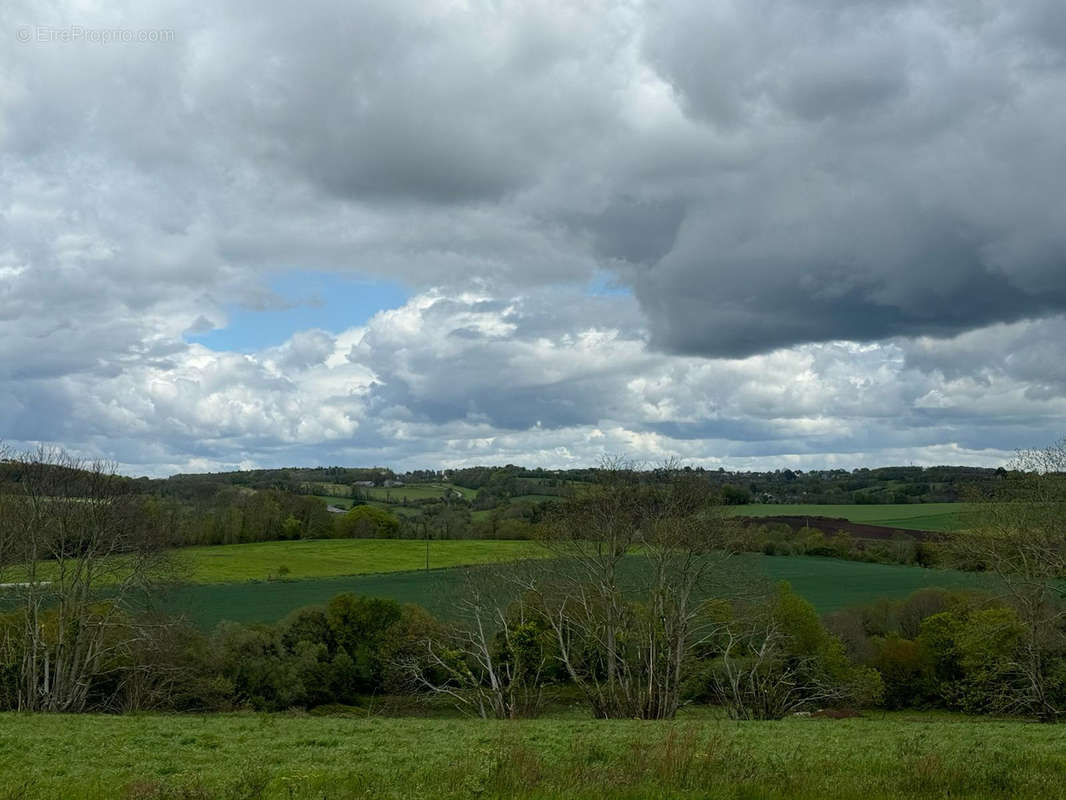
143, 462, 1008, 505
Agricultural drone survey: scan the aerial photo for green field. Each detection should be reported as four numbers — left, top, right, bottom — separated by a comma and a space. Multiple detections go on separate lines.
2, 711, 1064, 799
304, 482, 354, 498
165, 545, 984, 629
357, 482, 477, 501
177, 539, 543, 584
321, 495, 971, 535
364, 500, 424, 517
734, 503, 970, 532
511, 493, 567, 503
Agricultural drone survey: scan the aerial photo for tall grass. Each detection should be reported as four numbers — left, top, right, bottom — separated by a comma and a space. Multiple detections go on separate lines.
3, 713, 1066, 799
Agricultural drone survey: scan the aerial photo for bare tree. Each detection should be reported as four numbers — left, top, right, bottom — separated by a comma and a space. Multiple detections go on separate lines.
709, 588, 870, 720
961, 438, 1066, 721
401, 566, 549, 719
517, 460, 747, 719
0, 447, 174, 712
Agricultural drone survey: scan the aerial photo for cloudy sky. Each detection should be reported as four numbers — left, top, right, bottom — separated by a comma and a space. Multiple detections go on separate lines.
3, 0, 1065, 477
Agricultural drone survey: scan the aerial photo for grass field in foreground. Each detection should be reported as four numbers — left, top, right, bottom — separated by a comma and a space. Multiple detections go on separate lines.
165, 551, 984, 629
177, 539, 543, 584
733, 503, 970, 532
2, 711, 1064, 800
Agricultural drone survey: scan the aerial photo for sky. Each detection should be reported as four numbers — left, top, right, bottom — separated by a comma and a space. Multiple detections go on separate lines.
2, 0, 1065, 477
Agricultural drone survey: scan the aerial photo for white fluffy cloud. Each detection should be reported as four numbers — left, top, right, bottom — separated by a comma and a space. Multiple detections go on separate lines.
2, 0, 1065, 473
3, 288, 1056, 475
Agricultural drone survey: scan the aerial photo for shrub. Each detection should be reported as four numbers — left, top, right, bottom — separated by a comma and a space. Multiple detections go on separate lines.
334, 505, 400, 538
872, 635, 928, 709
707, 583, 883, 719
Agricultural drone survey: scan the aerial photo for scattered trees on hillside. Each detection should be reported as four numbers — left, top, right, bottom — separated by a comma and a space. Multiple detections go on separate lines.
403, 461, 763, 720
206, 594, 434, 710
335, 505, 400, 539
401, 567, 554, 719
516, 461, 743, 719
827, 585, 1066, 719
6, 442, 1066, 721
706, 584, 882, 719
0, 448, 176, 712
957, 438, 1066, 720
404, 461, 879, 721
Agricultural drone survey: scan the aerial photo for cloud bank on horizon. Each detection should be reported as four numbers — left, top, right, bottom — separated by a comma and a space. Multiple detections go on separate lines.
2, 0, 1065, 476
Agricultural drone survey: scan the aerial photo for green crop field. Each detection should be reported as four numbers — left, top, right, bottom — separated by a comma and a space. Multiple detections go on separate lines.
357, 483, 477, 501
164, 545, 984, 629
304, 482, 354, 497
176, 539, 543, 584
733, 503, 971, 532
2, 711, 1064, 799
163, 567, 470, 628
757, 554, 983, 611
511, 493, 567, 503
362, 500, 423, 517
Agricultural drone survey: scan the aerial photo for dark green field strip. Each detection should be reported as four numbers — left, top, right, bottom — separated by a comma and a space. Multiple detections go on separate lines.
733, 503, 970, 532
870, 513, 967, 532
162, 568, 474, 628
759, 555, 984, 611
165, 555, 987, 629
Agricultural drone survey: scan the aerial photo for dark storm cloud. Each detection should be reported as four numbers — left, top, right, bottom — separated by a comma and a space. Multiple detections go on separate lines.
2, 0, 1065, 473
182, 0, 628, 207
632, 0, 1066, 356
575, 197, 687, 266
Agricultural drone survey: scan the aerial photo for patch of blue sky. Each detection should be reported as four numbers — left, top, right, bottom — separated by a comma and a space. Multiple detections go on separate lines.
585, 270, 632, 297
188, 272, 408, 353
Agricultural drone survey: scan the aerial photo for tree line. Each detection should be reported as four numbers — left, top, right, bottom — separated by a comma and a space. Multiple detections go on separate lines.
0, 444, 1064, 721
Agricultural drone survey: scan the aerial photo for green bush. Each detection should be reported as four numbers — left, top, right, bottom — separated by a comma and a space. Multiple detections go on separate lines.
872, 635, 927, 709
334, 505, 400, 538
705, 583, 883, 718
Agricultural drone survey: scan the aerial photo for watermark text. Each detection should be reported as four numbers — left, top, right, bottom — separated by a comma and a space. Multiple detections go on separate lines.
16, 25, 175, 44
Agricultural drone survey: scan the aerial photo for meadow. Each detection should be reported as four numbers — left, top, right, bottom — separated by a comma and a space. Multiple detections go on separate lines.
2, 711, 1064, 799
175, 539, 544, 583
733, 502, 970, 532
163, 541, 984, 628
355, 482, 478, 501
312, 484, 970, 534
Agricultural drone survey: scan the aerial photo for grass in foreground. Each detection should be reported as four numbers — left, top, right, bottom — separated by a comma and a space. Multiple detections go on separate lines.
1, 711, 1065, 799
176, 539, 544, 584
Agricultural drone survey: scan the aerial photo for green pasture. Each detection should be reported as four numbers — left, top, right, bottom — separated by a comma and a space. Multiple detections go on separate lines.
165, 547, 984, 629
733, 503, 970, 532
304, 482, 353, 498
176, 539, 542, 584
2, 711, 1065, 799
363, 500, 423, 517
357, 483, 477, 501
